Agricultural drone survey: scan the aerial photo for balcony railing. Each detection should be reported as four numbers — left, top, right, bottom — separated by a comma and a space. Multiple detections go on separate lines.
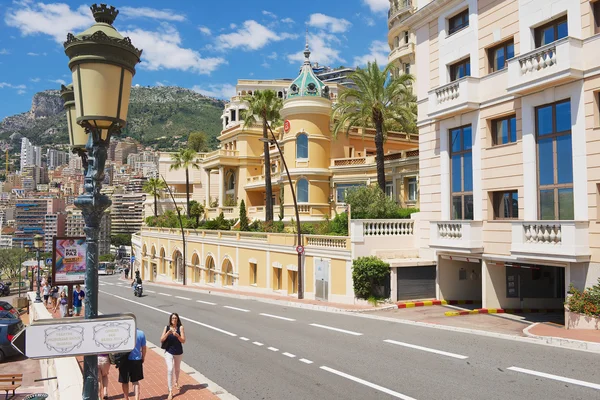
428, 77, 480, 119
388, 0, 413, 22
388, 43, 414, 61
331, 150, 419, 168
363, 220, 414, 236
430, 221, 483, 254
305, 235, 348, 249
511, 221, 590, 262
507, 37, 584, 95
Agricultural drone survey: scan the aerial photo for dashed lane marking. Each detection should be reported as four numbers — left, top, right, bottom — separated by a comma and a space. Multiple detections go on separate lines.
282, 352, 296, 358
507, 366, 600, 390
299, 359, 313, 364
196, 300, 217, 305
223, 306, 250, 312
259, 313, 296, 322
320, 366, 416, 400
252, 342, 264, 346
268, 347, 279, 352
384, 339, 468, 360
309, 323, 363, 336
175, 296, 191, 300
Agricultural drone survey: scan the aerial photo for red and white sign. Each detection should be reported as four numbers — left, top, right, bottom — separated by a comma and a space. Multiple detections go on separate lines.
296, 245, 305, 254
284, 120, 291, 133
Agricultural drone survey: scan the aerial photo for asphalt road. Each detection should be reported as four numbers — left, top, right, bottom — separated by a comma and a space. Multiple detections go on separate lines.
98, 276, 600, 400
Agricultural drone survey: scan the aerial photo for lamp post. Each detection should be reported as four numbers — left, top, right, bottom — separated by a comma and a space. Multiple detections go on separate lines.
259, 124, 304, 299
33, 234, 44, 303
62, 5, 141, 399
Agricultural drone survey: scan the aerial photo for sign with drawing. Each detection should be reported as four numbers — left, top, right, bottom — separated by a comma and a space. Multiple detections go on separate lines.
52, 236, 87, 284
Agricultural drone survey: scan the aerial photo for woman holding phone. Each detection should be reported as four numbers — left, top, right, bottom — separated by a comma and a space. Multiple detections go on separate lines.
160, 313, 185, 399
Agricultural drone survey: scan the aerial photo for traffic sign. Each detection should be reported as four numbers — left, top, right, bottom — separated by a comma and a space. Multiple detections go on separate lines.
12, 313, 136, 359
296, 245, 305, 254
284, 120, 290, 133
45, 258, 52, 265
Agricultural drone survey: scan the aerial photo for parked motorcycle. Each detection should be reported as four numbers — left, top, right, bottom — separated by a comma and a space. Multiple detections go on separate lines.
133, 283, 143, 297
0, 282, 11, 297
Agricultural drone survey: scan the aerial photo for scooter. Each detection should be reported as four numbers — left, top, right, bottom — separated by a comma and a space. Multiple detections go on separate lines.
0, 282, 11, 296
133, 283, 143, 297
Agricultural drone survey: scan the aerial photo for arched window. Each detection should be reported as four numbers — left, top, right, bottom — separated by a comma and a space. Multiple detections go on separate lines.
297, 178, 309, 203
296, 134, 308, 159
227, 172, 235, 191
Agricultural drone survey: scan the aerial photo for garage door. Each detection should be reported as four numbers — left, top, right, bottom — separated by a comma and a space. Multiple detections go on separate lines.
397, 266, 436, 301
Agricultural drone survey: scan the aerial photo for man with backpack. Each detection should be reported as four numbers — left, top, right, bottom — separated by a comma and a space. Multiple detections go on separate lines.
116, 328, 146, 400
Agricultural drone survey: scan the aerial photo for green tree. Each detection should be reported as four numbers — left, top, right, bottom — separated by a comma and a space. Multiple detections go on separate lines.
189, 200, 204, 226
352, 256, 390, 300
332, 61, 416, 192
142, 177, 167, 217
344, 185, 418, 219
110, 234, 132, 248
241, 90, 283, 223
0, 248, 28, 281
170, 148, 201, 218
188, 131, 209, 152
99, 253, 116, 262
239, 200, 249, 231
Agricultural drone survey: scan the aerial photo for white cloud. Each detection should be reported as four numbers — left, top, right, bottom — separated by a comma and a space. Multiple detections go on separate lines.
119, 7, 185, 22
5, 3, 93, 43
267, 52, 278, 60
216, 20, 297, 51
288, 33, 345, 66
353, 40, 389, 67
229, 23, 237, 29
198, 26, 211, 36
17, 89, 26, 95
192, 84, 236, 99
262, 10, 277, 18
362, 0, 390, 13
49, 78, 66, 85
27, 52, 47, 56
365, 17, 375, 27
123, 24, 226, 75
30, 77, 40, 83
261, 62, 270, 68
0, 82, 26, 89
155, 81, 165, 87
281, 17, 295, 24
0, 49, 9, 55
308, 13, 352, 33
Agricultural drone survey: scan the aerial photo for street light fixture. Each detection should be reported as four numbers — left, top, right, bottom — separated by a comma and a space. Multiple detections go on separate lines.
60, 83, 89, 166
63, 4, 141, 399
259, 126, 304, 299
33, 234, 44, 303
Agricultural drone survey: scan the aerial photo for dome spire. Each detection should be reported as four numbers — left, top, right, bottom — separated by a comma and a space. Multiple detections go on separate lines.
303, 26, 311, 64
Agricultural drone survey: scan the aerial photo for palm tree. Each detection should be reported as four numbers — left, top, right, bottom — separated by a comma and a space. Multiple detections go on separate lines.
170, 148, 201, 218
241, 90, 283, 223
143, 177, 167, 217
331, 61, 416, 192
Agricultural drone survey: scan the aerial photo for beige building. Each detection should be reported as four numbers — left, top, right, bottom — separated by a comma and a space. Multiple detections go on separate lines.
399, 0, 600, 309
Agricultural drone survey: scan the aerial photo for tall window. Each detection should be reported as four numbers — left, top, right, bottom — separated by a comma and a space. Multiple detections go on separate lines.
385, 182, 394, 199
450, 59, 470, 81
297, 178, 309, 203
535, 16, 568, 47
296, 134, 308, 159
404, 31, 409, 44
450, 125, 473, 220
448, 9, 469, 35
336, 183, 364, 203
491, 114, 517, 146
404, 63, 411, 75
594, 1, 600, 34
536, 100, 573, 220
492, 191, 518, 219
407, 177, 417, 202
488, 39, 514, 72
249, 262, 257, 285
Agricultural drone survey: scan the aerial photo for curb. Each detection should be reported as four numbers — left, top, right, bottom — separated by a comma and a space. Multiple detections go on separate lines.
397, 300, 475, 308
445, 308, 505, 316
523, 323, 600, 354
503, 308, 563, 314
147, 340, 239, 400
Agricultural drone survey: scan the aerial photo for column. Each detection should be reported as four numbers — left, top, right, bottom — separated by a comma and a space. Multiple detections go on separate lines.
204, 169, 211, 206
218, 167, 224, 207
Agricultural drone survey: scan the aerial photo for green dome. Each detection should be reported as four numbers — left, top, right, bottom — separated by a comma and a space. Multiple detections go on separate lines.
287, 44, 330, 99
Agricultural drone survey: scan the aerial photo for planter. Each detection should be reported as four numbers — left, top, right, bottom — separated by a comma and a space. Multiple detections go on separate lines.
565, 307, 600, 330
12, 296, 28, 309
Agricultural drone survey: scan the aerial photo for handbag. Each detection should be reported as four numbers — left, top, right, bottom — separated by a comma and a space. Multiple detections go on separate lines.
161, 326, 169, 350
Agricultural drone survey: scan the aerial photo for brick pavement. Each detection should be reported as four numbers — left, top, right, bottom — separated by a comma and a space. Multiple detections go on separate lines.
528, 323, 600, 343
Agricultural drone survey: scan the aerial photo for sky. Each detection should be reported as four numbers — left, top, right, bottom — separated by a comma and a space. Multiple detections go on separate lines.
0, 0, 391, 120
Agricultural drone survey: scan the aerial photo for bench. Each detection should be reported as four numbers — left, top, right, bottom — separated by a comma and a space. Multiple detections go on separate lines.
0, 374, 22, 399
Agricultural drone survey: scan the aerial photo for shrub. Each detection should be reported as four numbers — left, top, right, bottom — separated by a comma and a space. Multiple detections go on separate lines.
352, 256, 390, 300
566, 279, 600, 317
328, 212, 348, 236
204, 212, 232, 230
263, 221, 285, 233
345, 185, 418, 219
239, 200, 249, 231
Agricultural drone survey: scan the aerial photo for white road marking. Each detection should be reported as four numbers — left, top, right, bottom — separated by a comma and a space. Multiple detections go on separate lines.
259, 313, 296, 322
508, 366, 600, 390
384, 339, 468, 360
240, 337, 250, 341
159, 293, 172, 297
175, 296, 191, 300
103, 283, 114, 286
299, 359, 313, 364
267, 347, 279, 352
99, 291, 237, 337
309, 323, 363, 336
252, 342, 264, 346
99, 283, 106, 286
196, 300, 216, 305
320, 366, 416, 400
145, 290, 156, 293
282, 352, 296, 358
223, 306, 250, 312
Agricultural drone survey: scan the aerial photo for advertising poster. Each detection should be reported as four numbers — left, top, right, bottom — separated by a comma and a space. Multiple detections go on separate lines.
53, 237, 87, 284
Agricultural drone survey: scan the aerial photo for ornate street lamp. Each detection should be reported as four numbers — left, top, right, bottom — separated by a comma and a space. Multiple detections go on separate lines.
60, 83, 89, 165
33, 234, 44, 303
63, 4, 141, 399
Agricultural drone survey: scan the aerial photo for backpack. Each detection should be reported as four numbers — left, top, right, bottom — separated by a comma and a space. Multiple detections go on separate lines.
109, 352, 130, 368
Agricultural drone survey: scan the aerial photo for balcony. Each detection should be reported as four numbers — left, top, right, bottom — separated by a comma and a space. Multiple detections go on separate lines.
511, 221, 590, 263
244, 173, 281, 189
388, 43, 414, 62
330, 150, 419, 168
427, 77, 479, 120
506, 37, 583, 95
429, 221, 483, 254
388, 1, 413, 26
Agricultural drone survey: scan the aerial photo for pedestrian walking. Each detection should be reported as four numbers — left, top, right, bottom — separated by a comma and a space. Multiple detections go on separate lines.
57, 291, 68, 317
73, 284, 85, 316
119, 328, 146, 400
98, 353, 110, 399
160, 313, 186, 399
42, 282, 50, 306
125, 266, 130, 279
50, 285, 59, 309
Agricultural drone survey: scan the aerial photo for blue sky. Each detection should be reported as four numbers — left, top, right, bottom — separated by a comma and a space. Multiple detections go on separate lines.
0, 0, 391, 119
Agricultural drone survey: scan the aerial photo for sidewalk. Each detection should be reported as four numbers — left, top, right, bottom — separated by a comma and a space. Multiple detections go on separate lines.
526, 323, 600, 343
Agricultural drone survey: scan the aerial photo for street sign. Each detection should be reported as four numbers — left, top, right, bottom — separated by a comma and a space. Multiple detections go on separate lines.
296, 245, 305, 254
11, 313, 136, 359
45, 258, 52, 265
284, 120, 290, 133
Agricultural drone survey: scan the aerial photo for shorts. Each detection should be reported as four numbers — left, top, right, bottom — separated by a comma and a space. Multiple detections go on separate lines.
118, 359, 143, 383
43, 295, 49, 302
52, 292, 59, 299
73, 306, 81, 314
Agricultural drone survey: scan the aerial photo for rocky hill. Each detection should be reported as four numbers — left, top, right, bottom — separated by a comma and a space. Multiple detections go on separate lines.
0, 86, 226, 151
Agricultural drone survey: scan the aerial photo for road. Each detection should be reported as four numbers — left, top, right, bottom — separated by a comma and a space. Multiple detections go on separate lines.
98, 276, 600, 400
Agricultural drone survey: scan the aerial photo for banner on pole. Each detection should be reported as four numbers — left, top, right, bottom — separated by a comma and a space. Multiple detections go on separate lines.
52, 236, 87, 284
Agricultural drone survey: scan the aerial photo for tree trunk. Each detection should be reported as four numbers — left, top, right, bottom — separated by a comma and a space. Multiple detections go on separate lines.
263, 118, 274, 222
185, 168, 191, 218
153, 193, 158, 217
375, 119, 386, 193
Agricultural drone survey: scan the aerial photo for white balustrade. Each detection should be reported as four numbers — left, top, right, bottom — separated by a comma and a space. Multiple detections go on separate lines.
437, 223, 463, 239
306, 235, 347, 249
363, 220, 414, 236
435, 82, 460, 104
429, 221, 483, 254
519, 45, 557, 75
298, 204, 311, 213
523, 223, 561, 245
511, 221, 589, 262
